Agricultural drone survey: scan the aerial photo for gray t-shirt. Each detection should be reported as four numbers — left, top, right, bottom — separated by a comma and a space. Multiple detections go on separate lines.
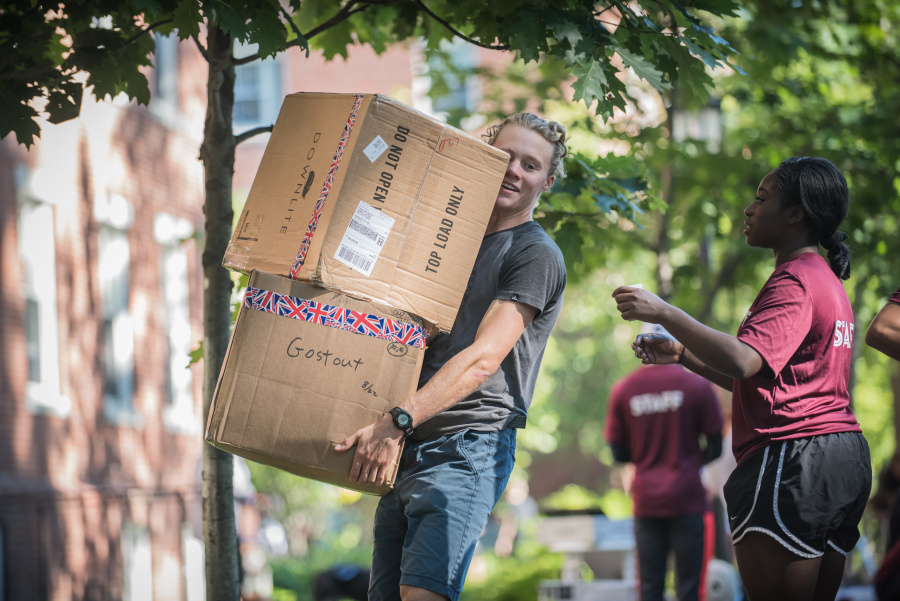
413, 220, 566, 439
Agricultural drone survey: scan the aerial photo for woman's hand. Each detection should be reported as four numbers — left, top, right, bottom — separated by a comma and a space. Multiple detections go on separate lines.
633, 333, 683, 365
612, 286, 671, 323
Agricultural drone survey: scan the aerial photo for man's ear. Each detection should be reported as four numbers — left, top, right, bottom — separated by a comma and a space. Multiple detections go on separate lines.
541, 175, 556, 193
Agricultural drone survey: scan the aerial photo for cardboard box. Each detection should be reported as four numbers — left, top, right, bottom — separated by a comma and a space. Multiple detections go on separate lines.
205, 271, 436, 495
224, 92, 509, 332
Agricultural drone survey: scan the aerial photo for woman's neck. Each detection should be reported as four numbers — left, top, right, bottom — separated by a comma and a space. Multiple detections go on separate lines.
773, 243, 819, 268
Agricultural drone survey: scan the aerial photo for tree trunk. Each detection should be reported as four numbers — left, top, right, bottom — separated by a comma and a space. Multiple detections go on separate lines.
654, 105, 675, 301
199, 23, 239, 601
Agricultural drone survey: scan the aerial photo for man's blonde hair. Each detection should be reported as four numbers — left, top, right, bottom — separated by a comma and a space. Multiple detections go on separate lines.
482, 113, 569, 180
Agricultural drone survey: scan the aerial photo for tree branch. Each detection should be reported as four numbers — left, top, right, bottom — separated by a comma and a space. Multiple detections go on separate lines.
124, 18, 174, 45
303, 0, 371, 41
192, 33, 209, 62
280, 6, 308, 56
413, 0, 510, 50
235, 125, 274, 145
233, 0, 379, 65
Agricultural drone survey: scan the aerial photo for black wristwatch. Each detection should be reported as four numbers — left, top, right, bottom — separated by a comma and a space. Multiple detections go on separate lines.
389, 407, 414, 437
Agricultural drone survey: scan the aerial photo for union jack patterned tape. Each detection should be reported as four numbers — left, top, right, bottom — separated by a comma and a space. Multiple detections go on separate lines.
242, 285, 428, 349
290, 93, 366, 280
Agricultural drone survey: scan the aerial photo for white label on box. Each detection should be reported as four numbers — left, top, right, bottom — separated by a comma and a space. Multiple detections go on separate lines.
334, 202, 395, 276
363, 135, 389, 163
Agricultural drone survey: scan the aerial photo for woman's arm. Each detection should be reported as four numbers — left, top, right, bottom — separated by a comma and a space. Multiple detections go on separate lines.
615, 286, 764, 380
633, 333, 735, 391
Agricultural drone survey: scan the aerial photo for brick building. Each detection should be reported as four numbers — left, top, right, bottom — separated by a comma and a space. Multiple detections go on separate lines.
0, 27, 447, 598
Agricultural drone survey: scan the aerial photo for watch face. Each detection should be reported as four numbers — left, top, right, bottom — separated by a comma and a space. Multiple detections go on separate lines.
397, 413, 411, 427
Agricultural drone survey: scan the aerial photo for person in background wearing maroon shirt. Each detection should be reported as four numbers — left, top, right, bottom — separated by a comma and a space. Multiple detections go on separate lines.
605, 323, 724, 601
611, 156, 871, 601
865, 287, 900, 600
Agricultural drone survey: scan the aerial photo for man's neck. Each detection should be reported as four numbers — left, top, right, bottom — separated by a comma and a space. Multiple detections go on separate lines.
485, 213, 533, 236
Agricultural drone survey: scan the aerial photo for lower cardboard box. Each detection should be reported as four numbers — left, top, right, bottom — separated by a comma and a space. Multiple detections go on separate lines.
206, 270, 434, 495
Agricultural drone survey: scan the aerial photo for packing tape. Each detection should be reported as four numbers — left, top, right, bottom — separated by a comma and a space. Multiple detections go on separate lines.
243, 285, 429, 349
290, 93, 366, 279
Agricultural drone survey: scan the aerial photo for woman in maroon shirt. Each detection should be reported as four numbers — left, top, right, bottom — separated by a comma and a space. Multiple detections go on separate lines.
612, 157, 871, 601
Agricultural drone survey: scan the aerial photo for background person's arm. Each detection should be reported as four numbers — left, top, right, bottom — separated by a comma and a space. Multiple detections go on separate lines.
335, 299, 537, 486
866, 301, 900, 361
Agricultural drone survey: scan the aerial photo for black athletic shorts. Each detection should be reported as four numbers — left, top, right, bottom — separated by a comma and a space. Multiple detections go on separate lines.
723, 431, 871, 558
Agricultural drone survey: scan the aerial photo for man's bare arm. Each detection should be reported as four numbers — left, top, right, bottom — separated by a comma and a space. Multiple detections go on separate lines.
335, 299, 538, 486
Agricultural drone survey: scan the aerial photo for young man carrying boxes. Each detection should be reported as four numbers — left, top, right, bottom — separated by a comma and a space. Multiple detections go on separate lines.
336, 112, 569, 601
208, 93, 512, 494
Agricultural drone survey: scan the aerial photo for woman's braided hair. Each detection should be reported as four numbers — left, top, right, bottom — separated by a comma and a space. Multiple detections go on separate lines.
770, 156, 852, 280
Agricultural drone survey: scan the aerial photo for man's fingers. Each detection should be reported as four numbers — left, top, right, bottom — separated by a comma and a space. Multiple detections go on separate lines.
350, 459, 363, 482
367, 465, 381, 485
335, 431, 360, 452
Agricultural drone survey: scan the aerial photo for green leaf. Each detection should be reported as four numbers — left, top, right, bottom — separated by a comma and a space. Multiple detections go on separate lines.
548, 16, 583, 49
663, 38, 714, 103
45, 81, 84, 124
172, 0, 202, 40
207, 0, 250, 39
617, 47, 670, 92
681, 36, 726, 70
188, 341, 204, 366
0, 95, 41, 147
249, 8, 289, 57
571, 61, 609, 105
312, 18, 355, 60
510, 11, 548, 63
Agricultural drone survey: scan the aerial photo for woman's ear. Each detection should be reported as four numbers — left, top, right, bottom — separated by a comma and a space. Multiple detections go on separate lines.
786, 203, 806, 225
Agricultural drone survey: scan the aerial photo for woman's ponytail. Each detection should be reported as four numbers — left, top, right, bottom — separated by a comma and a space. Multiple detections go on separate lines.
820, 230, 851, 280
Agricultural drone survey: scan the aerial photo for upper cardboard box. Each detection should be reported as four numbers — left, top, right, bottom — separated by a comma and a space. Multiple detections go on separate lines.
224, 92, 509, 332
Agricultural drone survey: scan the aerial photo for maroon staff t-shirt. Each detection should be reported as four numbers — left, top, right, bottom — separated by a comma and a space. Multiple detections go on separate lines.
733, 252, 861, 464
605, 364, 723, 517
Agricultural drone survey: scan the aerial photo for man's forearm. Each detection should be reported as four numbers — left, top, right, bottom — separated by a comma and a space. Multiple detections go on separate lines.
403, 344, 496, 425
403, 299, 536, 426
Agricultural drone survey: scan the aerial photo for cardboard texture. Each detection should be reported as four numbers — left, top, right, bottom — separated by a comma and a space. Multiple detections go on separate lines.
224, 92, 509, 332
206, 271, 435, 495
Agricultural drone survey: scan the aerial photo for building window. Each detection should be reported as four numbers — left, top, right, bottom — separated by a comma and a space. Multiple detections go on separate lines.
425, 39, 481, 128
151, 32, 179, 123
155, 214, 199, 435
17, 191, 70, 417
233, 41, 282, 129
95, 192, 140, 427
122, 523, 154, 601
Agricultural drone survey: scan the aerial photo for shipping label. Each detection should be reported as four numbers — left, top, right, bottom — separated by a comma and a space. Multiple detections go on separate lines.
363, 135, 390, 162
334, 201, 395, 276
